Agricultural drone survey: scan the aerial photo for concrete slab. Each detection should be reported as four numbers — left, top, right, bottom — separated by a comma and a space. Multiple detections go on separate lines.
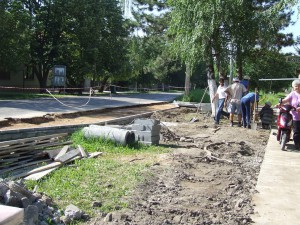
252, 129, 300, 225
0, 205, 24, 225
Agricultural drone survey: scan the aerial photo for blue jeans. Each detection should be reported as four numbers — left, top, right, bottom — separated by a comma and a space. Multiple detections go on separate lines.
241, 100, 251, 127
215, 98, 229, 123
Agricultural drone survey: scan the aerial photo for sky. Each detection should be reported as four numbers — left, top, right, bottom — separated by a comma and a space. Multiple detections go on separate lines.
281, 3, 300, 54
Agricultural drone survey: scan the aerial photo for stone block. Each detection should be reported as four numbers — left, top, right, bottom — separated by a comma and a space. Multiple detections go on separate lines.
134, 118, 160, 126
0, 205, 24, 225
135, 134, 160, 143
132, 124, 161, 133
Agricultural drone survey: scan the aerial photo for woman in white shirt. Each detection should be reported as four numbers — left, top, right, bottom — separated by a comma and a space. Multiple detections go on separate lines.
212, 77, 230, 124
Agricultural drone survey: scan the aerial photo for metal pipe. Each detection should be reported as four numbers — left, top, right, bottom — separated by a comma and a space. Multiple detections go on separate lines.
259, 78, 299, 81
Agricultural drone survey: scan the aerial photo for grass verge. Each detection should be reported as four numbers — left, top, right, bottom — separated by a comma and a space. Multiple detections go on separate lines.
25, 131, 170, 219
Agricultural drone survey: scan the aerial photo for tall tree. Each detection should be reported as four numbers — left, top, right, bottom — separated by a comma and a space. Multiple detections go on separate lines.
0, 0, 29, 72
65, 0, 129, 91
15, 0, 68, 90
167, 0, 297, 95
129, 0, 182, 89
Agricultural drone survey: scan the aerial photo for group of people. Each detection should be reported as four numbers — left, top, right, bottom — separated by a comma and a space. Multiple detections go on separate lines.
212, 76, 272, 129
212, 77, 300, 150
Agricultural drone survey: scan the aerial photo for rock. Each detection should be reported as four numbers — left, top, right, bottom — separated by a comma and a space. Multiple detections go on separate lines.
41, 195, 53, 206
92, 201, 102, 207
4, 190, 23, 207
173, 215, 182, 223
21, 197, 30, 208
8, 181, 36, 202
24, 205, 39, 225
64, 204, 83, 221
0, 182, 9, 196
104, 213, 113, 222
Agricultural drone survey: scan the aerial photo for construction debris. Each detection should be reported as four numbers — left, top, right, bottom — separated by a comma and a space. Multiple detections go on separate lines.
0, 180, 86, 224
0, 134, 102, 181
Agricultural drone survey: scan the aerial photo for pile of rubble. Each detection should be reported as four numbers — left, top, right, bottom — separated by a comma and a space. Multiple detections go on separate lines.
0, 180, 87, 224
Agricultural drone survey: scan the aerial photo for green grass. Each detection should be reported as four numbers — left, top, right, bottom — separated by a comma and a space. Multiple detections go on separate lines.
177, 88, 210, 103
175, 88, 287, 107
258, 91, 287, 107
24, 131, 170, 219
0, 91, 52, 100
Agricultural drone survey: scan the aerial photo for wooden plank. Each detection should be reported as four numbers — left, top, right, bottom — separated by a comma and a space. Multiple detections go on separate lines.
0, 152, 45, 164
0, 139, 71, 154
0, 139, 54, 153
23, 153, 103, 181
0, 133, 69, 147
54, 145, 70, 161
55, 149, 81, 163
24, 167, 58, 181
11, 155, 81, 180
44, 148, 62, 159
78, 145, 88, 158
0, 141, 72, 156
0, 158, 36, 170
88, 152, 103, 158
24, 155, 82, 181
10, 162, 63, 180
0, 159, 52, 175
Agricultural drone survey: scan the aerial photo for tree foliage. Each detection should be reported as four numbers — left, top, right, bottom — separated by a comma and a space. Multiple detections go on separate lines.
1, 0, 129, 90
167, 0, 297, 79
0, 0, 29, 71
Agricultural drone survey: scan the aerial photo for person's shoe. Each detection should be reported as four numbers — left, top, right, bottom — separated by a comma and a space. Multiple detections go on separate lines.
214, 121, 219, 125
230, 121, 233, 127
238, 122, 242, 127
247, 125, 251, 129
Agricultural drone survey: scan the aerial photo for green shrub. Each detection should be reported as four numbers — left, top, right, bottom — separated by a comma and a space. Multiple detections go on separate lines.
178, 88, 210, 103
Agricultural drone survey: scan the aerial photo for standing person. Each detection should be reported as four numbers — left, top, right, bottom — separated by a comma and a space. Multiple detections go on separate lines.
240, 75, 250, 92
225, 77, 247, 127
212, 77, 230, 124
259, 101, 274, 129
276, 79, 300, 149
240, 92, 259, 129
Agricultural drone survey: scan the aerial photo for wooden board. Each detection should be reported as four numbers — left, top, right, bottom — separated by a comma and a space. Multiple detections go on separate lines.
0, 133, 68, 147
55, 149, 81, 163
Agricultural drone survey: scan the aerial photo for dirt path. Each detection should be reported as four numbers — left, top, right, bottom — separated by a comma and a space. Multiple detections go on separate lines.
86, 107, 270, 225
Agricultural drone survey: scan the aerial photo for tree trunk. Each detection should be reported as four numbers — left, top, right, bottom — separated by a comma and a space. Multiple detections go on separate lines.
34, 63, 49, 93
184, 63, 191, 96
205, 42, 217, 118
97, 76, 109, 92
207, 64, 217, 117
236, 45, 243, 80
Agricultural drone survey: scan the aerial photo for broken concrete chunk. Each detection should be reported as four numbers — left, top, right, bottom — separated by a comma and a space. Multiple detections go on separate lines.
64, 204, 83, 221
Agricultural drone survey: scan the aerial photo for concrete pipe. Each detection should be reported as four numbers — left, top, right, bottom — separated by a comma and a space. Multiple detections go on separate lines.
82, 125, 135, 146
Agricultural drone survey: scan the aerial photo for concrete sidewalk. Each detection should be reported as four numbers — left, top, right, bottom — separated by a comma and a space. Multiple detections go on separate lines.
252, 129, 300, 225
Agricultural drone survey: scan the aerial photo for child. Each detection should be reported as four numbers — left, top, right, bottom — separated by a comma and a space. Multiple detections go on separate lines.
259, 102, 274, 129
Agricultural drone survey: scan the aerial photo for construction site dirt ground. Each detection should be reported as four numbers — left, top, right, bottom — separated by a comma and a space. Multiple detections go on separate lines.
1, 106, 271, 224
